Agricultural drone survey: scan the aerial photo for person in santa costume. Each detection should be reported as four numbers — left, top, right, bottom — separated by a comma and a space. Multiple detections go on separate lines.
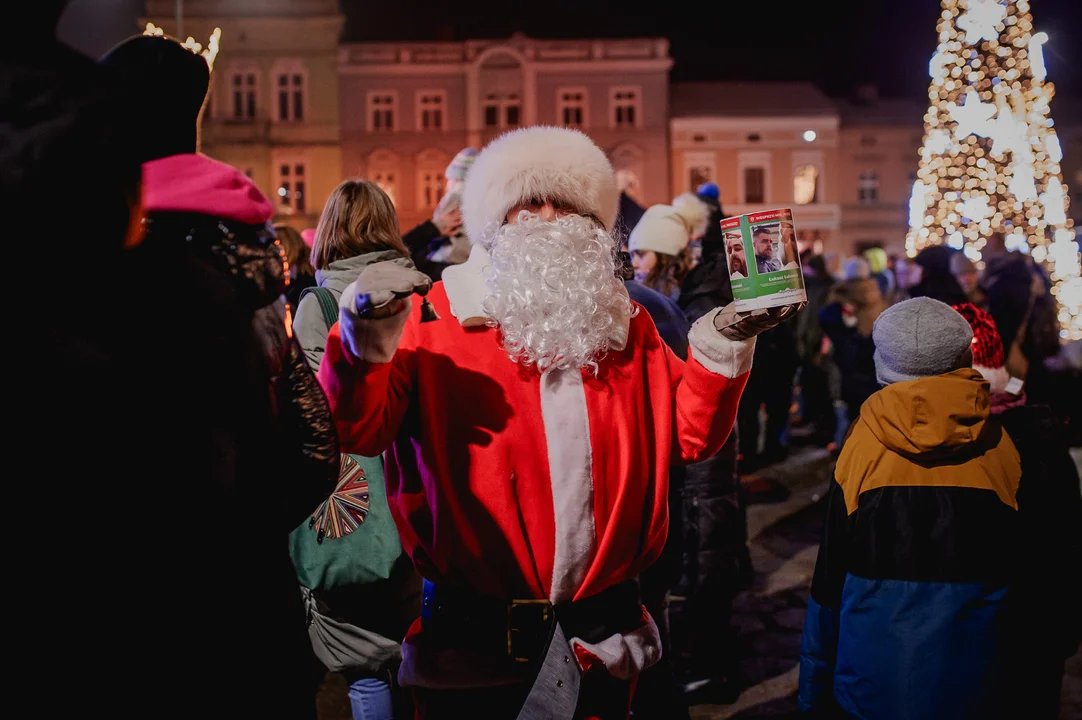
317, 126, 803, 719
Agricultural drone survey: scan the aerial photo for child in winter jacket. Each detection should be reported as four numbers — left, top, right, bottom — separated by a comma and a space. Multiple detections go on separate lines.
291, 179, 422, 720
799, 298, 1037, 719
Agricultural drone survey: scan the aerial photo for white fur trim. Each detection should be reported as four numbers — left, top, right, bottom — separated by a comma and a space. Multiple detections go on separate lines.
462, 126, 619, 246
441, 244, 492, 327
628, 204, 691, 257
540, 367, 597, 604
569, 614, 663, 680
975, 364, 1010, 394
688, 307, 756, 378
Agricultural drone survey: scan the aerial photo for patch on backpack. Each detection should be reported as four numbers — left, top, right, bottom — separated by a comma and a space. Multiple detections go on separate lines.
309, 455, 370, 542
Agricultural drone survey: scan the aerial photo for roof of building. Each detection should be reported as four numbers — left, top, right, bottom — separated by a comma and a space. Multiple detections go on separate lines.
670, 82, 838, 118
835, 97, 927, 126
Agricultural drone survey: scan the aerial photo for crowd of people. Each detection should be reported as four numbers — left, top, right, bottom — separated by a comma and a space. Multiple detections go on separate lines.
8, 14, 1080, 720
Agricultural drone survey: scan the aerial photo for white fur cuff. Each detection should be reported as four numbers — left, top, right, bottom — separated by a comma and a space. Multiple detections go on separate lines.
569, 615, 662, 680
688, 307, 756, 378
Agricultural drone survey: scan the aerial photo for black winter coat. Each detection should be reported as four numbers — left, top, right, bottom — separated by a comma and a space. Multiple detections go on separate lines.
679, 254, 734, 325
998, 404, 1082, 716
142, 212, 340, 525
402, 219, 447, 283
6, 36, 336, 718
140, 212, 340, 717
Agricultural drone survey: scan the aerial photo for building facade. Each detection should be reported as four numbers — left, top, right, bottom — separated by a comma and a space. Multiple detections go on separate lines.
138, 3, 1071, 257
670, 83, 843, 253
670, 83, 931, 257
835, 93, 925, 255
142, 0, 344, 231
337, 35, 672, 231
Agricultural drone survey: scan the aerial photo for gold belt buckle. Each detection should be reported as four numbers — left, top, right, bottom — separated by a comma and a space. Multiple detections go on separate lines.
507, 599, 552, 663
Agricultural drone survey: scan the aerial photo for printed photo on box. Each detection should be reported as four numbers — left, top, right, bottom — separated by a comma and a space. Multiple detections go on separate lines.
720, 208, 807, 311
726, 231, 748, 279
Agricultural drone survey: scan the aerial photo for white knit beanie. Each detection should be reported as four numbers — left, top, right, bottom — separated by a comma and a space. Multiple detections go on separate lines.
628, 204, 694, 257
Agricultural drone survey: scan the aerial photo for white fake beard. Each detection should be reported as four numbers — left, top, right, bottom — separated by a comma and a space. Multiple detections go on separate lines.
482, 212, 634, 373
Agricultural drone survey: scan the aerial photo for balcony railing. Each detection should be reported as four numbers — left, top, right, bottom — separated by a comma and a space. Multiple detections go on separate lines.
201, 118, 338, 145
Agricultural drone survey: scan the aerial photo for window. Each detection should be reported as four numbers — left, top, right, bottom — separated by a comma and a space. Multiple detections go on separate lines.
417, 91, 446, 132
610, 87, 641, 129
792, 151, 823, 206
276, 162, 307, 214
612, 144, 645, 204
230, 69, 258, 121
858, 171, 880, 205
744, 168, 766, 204
272, 60, 307, 123
418, 170, 444, 210
684, 152, 716, 194
367, 151, 400, 207
483, 94, 521, 130
794, 165, 820, 205
371, 171, 396, 205
739, 151, 771, 205
367, 92, 398, 132
557, 88, 588, 128
275, 71, 306, 122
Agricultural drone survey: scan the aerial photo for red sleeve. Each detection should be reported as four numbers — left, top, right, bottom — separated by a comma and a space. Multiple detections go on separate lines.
316, 318, 416, 457
667, 339, 749, 465
675, 350, 753, 463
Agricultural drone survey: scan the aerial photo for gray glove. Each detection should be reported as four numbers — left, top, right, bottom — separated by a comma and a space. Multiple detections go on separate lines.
338, 261, 432, 362
341, 261, 432, 318
713, 301, 806, 341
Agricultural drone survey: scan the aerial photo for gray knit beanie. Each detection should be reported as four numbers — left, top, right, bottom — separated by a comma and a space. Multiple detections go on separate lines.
872, 297, 974, 385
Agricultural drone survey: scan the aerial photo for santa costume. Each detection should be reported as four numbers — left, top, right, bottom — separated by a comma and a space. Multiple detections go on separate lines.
318, 127, 785, 718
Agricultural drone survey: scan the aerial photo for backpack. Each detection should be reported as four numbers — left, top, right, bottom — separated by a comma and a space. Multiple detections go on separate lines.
288, 286, 404, 591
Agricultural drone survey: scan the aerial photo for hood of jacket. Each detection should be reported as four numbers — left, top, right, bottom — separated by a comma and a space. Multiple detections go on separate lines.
859, 369, 992, 460
315, 250, 407, 298
142, 153, 273, 225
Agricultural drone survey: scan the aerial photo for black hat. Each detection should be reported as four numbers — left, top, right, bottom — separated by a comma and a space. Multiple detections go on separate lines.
100, 34, 210, 162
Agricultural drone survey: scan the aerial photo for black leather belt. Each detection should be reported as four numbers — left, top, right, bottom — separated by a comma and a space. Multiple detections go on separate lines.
420, 579, 642, 665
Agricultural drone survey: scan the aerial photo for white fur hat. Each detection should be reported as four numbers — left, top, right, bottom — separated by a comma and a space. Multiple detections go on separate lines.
628, 204, 694, 257
462, 126, 618, 246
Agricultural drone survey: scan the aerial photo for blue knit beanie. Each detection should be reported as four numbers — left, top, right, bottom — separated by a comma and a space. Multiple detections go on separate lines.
697, 182, 720, 201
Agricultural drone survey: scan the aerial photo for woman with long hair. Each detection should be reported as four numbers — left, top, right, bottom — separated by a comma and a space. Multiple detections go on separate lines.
294, 180, 410, 368
627, 196, 708, 300
291, 179, 418, 720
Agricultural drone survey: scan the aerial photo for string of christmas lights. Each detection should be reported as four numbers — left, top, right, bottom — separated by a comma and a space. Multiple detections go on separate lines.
144, 22, 222, 71
907, 0, 1080, 340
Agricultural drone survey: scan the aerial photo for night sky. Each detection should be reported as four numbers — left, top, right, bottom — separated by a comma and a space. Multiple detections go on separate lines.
58, 0, 1082, 99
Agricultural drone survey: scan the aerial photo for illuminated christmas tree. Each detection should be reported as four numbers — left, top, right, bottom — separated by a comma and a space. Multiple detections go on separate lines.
907, 0, 1080, 340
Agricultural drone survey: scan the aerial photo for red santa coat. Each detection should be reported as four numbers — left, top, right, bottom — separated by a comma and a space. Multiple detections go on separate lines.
318, 253, 754, 687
